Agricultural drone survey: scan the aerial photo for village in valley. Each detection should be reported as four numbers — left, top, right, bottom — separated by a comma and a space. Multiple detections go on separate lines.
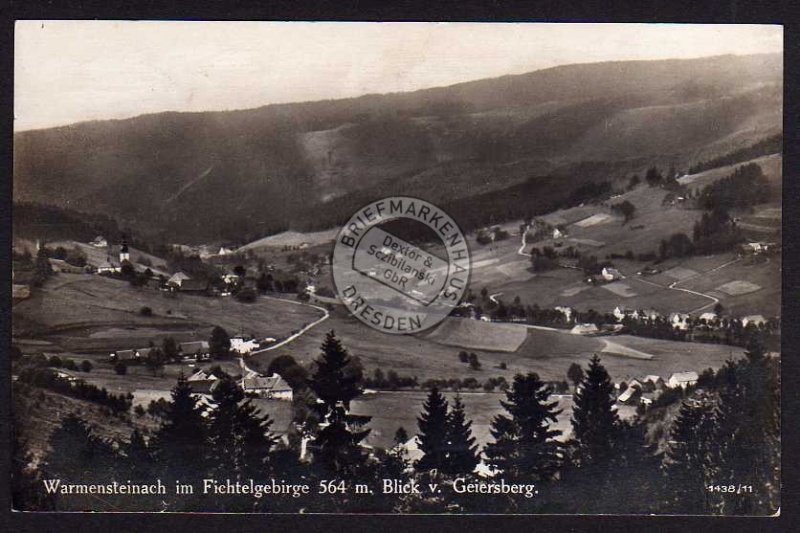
10, 28, 782, 515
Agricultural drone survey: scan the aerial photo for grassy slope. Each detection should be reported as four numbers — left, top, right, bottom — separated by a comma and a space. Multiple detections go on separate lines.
12, 273, 323, 353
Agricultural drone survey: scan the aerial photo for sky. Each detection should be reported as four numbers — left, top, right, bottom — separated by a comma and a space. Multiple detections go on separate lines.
14, 21, 783, 131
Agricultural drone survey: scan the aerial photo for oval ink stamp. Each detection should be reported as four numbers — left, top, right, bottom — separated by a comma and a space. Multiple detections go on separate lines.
331, 197, 471, 334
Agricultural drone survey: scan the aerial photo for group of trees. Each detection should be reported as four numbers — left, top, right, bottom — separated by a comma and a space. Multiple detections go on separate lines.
13, 332, 779, 515
697, 163, 772, 211
662, 340, 780, 514
688, 134, 782, 175
16, 367, 132, 415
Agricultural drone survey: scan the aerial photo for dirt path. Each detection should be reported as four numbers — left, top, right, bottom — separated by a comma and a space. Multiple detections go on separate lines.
628, 257, 741, 314
489, 292, 504, 304
249, 295, 329, 355
517, 224, 531, 257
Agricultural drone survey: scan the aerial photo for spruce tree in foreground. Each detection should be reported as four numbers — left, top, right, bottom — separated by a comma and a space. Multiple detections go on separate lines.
207, 377, 276, 482
307, 331, 371, 478
416, 387, 450, 472
663, 399, 716, 514
149, 375, 209, 510
570, 355, 620, 468
484, 372, 562, 481
442, 396, 479, 475
711, 340, 780, 515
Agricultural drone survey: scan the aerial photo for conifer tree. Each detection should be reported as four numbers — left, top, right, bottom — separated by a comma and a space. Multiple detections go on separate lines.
442, 396, 479, 475
207, 377, 276, 482
307, 331, 371, 478
712, 340, 780, 515
484, 372, 562, 481
149, 376, 209, 495
42, 414, 118, 510
416, 387, 450, 472
570, 355, 620, 468
663, 400, 716, 513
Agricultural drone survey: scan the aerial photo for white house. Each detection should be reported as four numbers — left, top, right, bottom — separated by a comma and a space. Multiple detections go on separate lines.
601, 267, 623, 281
698, 312, 718, 324
668, 371, 699, 389
90, 236, 108, 248
570, 323, 599, 335
554, 306, 574, 323
669, 312, 690, 330
613, 306, 632, 322
97, 260, 121, 274
553, 228, 565, 239
222, 272, 242, 285
742, 315, 767, 328
218, 247, 233, 256
231, 336, 260, 355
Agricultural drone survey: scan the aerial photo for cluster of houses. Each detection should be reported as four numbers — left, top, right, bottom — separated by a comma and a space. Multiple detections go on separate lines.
109, 333, 273, 364
564, 305, 769, 336
615, 371, 699, 407
109, 340, 213, 363
186, 367, 292, 401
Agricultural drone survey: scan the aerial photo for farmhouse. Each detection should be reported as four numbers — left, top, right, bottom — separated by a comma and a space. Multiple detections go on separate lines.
186, 369, 222, 394
601, 267, 623, 281
242, 373, 293, 400
553, 227, 565, 239
109, 349, 140, 362
167, 271, 191, 288
668, 371, 699, 389
642, 375, 665, 390
669, 312, 690, 330
90, 236, 108, 248
97, 259, 121, 274
617, 384, 642, 404
698, 312, 718, 324
570, 323, 599, 336
231, 335, 260, 355
179, 278, 210, 293
180, 341, 210, 359
742, 315, 767, 328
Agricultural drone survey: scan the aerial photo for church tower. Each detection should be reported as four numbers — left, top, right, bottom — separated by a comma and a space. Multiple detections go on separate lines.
119, 240, 130, 262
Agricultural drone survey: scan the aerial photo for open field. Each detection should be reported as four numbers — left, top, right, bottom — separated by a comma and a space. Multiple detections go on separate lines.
424, 318, 529, 353
251, 309, 742, 389
238, 228, 338, 252
12, 273, 323, 353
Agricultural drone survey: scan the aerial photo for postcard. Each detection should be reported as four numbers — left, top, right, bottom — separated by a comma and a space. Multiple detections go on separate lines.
10, 21, 782, 517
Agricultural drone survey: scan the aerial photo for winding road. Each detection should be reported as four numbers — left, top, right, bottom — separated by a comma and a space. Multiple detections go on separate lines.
249, 295, 330, 355
631, 257, 741, 314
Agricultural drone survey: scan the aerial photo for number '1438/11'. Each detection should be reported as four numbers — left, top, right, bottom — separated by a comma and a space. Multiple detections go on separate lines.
707, 485, 753, 494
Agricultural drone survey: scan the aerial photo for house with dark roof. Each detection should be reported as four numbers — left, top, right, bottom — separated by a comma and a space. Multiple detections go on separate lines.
179, 278, 209, 293
242, 373, 293, 400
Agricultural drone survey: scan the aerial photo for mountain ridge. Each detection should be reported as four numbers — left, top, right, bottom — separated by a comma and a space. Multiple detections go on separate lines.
14, 53, 782, 245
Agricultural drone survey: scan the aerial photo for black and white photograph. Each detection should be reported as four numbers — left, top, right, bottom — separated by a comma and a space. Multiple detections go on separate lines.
10, 21, 783, 515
